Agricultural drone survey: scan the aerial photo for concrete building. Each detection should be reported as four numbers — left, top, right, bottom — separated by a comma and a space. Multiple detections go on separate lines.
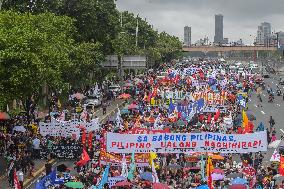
214, 14, 223, 44
256, 22, 271, 45
184, 26, 191, 46
278, 31, 284, 46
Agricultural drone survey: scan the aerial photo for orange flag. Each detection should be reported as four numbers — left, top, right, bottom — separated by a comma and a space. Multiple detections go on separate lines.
279, 156, 284, 176
207, 156, 214, 189
242, 110, 250, 133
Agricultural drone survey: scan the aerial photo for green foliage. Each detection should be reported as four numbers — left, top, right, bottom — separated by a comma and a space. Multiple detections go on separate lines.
0, 1, 183, 109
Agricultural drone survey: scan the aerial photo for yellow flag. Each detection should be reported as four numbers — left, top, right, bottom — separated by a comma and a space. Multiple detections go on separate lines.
206, 156, 214, 176
242, 110, 249, 128
149, 152, 159, 169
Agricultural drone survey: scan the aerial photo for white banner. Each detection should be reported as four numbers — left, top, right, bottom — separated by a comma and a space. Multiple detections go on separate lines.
39, 119, 100, 139
106, 131, 267, 154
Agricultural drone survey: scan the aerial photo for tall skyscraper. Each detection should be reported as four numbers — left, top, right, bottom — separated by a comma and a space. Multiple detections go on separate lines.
256, 22, 271, 45
184, 26, 191, 46
214, 14, 223, 44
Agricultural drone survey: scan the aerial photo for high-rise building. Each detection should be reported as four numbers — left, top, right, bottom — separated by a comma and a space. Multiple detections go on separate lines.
278, 31, 284, 46
184, 26, 191, 46
256, 22, 271, 45
214, 14, 223, 44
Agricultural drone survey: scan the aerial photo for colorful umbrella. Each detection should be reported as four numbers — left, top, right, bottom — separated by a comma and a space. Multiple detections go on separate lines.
228, 184, 247, 189
197, 185, 210, 189
64, 182, 84, 188
231, 177, 248, 185
210, 154, 224, 160
212, 168, 225, 175
113, 181, 132, 187
140, 172, 153, 182
128, 104, 138, 109
242, 166, 256, 176
212, 173, 224, 181
118, 93, 131, 99
72, 93, 85, 100
0, 112, 10, 120
153, 183, 170, 189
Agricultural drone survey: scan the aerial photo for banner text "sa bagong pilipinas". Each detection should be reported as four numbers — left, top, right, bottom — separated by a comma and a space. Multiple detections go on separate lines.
106, 131, 267, 154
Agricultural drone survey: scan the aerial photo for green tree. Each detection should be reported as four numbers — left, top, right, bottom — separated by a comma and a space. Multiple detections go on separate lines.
0, 11, 75, 109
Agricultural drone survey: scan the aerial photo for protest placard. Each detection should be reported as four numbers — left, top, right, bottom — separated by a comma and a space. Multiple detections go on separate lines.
106, 131, 267, 154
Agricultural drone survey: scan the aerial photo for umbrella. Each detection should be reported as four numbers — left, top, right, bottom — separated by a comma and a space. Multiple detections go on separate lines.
226, 173, 243, 179
121, 109, 130, 114
228, 184, 247, 189
13, 126, 26, 132
140, 172, 153, 182
242, 166, 256, 176
64, 182, 84, 188
210, 155, 224, 160
128, 104, 138, 109
0, 112, 10, 120
197, 185, 209, 189
153, 183, 170, 189
118, 93, 131, 99
72, 93, 85, 100
212, 173, 224, 181
57, 164, 68, 172
212, 168, 225, 175
113, 181, 132, 187
231, 177, 248, 185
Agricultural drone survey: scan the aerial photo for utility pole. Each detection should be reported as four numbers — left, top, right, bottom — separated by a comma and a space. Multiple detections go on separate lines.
135, 14, 139, 47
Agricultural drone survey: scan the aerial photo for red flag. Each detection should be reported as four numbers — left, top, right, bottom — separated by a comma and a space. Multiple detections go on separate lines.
214, 109, 220, 122
88, 132, 93, 151
207, 113, 212, 124
76, 148, 90, 167
14, 170, 21, 189
279, 156, 284, 176
82, 129, 86, 148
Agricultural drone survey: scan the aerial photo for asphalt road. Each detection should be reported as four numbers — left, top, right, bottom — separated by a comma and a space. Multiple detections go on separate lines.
248, 74, 284, 164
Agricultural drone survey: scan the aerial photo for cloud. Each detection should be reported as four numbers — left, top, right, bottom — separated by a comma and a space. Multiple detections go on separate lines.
116, 0, 284, 44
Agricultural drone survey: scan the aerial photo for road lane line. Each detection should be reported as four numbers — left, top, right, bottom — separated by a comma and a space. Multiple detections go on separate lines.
261, 111, 266, 115
280, 129, 284, 134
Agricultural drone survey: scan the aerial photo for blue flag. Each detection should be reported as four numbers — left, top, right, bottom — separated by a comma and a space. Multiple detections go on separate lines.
168, 99, 175, 114
127, 152, 136, 181
96, 165, 110, 189
35, 170, 56, 189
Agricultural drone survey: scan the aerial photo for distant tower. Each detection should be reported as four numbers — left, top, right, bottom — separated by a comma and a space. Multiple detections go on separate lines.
214, 14, 223, 44
184, 26, 191, 46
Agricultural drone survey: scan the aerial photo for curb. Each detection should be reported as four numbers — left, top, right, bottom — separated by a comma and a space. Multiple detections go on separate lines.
23, 99, 125, 188
23, 159, 56, 189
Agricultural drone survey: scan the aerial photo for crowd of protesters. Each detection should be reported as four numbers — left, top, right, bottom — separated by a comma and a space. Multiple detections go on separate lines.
1, 58, 284, 189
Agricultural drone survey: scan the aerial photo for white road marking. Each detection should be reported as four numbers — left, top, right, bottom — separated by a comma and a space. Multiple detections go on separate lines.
261, 111, 266, 115
277, 104, 281, 107
280, 129, 284, 134
254, 104, 258, 107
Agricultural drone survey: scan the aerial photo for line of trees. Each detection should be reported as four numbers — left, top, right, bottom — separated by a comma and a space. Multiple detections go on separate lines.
0, 0, 182, 110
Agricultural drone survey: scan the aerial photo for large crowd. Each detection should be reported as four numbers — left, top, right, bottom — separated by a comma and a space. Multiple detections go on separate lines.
1, 59, 284, 189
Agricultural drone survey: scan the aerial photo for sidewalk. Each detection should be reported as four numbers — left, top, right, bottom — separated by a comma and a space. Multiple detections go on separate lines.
0, 98, 125, 189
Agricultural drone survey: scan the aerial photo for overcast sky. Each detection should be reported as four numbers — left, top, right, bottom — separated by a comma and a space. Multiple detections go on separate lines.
116, 0, 284, 44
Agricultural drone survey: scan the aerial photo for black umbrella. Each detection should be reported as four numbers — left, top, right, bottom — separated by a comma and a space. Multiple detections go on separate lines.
57, 164, 68, 172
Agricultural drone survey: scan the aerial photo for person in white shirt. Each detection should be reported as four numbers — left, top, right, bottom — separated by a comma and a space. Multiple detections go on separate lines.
32, 136, 41, 159
16, 168, 24, 188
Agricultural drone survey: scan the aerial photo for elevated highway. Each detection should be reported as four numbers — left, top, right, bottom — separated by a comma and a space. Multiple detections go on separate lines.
182, 46, 277, 52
